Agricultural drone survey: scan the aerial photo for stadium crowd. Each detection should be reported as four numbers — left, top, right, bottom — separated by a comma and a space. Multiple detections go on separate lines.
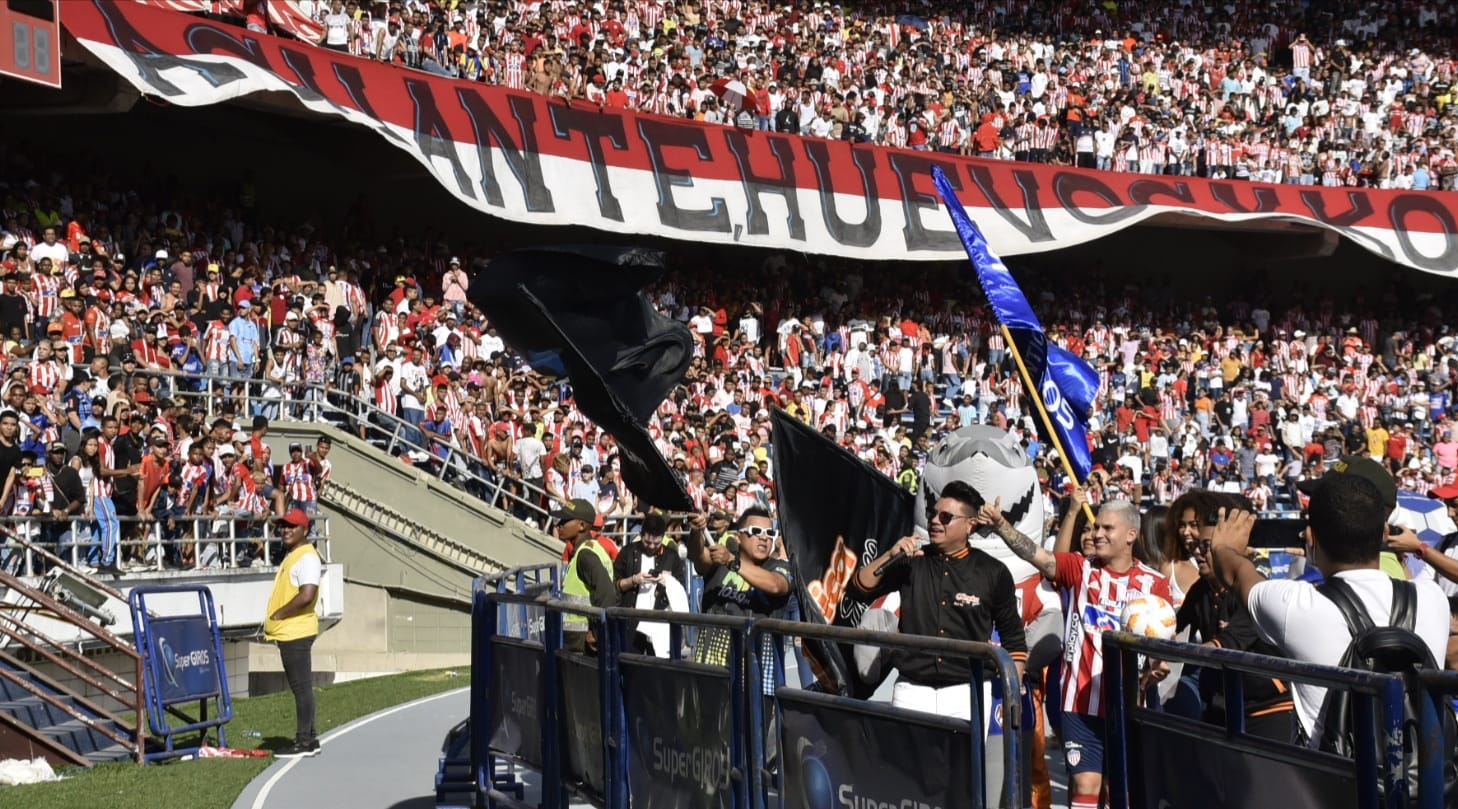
267, 0, 1458, 189
0, 141, 1456, 573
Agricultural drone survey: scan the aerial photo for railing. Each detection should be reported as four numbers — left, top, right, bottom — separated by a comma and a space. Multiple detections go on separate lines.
0, 567, 145, 763
166, 374, 708, 539
324, 480, 511, 574
168, 375, 567, 526
1102, 632, 1417, 809
469, 587, 1026, 809
0, 514, 332, 578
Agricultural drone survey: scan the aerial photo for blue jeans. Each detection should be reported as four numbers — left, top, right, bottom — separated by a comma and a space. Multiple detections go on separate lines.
89, 496, 119, 567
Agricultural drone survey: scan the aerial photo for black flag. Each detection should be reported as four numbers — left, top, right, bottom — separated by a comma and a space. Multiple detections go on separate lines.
770, 409, 914, 697
469, 246, 694, 510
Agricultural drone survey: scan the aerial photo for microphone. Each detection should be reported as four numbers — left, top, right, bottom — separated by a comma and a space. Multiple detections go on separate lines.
873, 527, 928, 576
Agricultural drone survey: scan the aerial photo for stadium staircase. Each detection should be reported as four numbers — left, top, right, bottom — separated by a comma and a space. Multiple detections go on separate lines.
0, 567, 143, 767
246, 412, 560, 601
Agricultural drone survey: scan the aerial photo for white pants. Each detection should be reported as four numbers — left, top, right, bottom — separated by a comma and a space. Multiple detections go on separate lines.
891, 679, 994, 736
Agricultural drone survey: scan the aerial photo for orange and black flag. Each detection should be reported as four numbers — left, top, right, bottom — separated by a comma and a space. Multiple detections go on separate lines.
769, 408, 914, 697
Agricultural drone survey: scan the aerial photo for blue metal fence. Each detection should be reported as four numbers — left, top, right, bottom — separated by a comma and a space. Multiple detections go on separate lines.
456, 571, 1458, 809
1103, 631, 1413, 809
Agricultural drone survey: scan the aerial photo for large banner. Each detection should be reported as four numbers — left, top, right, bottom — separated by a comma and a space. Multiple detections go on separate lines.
780, 692, 975, 809
64, 0, 1458, 273
620, 657, 733, 809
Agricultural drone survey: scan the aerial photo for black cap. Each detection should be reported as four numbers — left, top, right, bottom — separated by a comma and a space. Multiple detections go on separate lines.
1296, 455, 1397, 512
289, 442, 303, 452
550, 499, 596, 524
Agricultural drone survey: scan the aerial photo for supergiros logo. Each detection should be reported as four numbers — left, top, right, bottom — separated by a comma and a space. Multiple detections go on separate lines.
172, 648, 211, 670
836, 788, 944, 809
650, 736, 730, 793
796, 739, 943, 809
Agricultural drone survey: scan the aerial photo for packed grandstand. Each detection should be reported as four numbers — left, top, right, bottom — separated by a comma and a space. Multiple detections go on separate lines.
0, 0, 1451, 570
0, 4, 1455, 809
2, 130, 1456, 548
264, 0, 1458, 188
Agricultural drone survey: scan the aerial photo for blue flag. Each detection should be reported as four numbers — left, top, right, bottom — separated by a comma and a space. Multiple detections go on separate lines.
931, 167, 1101, 481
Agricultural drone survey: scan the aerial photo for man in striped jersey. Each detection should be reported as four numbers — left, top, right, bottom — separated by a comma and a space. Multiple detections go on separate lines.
984, 498, 1170, 809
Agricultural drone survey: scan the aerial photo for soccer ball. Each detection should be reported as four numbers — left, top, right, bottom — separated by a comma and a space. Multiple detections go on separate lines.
1120, 595, 1177, 640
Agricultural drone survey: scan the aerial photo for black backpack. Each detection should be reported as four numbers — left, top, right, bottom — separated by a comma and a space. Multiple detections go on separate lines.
1316, 578, 1458, 807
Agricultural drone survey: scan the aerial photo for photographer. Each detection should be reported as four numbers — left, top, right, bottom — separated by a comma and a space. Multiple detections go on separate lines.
1212, 460, 1449, 745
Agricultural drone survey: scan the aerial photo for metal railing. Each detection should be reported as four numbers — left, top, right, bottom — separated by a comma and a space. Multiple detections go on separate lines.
166, 374, 703, 538
324, 480, 509, 574
169, 375, 566, 522
0, 567, 145, 764
1103, 632, 1413, 809
0, 514, 331, 578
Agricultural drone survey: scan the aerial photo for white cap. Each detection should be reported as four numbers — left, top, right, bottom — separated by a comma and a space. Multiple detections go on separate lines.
155, 249, 168, 259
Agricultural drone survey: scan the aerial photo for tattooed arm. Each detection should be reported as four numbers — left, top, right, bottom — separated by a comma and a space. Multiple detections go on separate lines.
977, 496, 1058, 580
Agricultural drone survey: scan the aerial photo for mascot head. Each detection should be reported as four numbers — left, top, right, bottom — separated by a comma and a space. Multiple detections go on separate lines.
917, 425, 1045, 581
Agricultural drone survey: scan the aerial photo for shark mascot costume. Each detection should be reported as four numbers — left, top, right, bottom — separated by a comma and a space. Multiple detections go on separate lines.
919, 424, 1059, 809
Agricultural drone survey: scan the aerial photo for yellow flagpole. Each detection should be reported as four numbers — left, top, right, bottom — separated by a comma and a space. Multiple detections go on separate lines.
999, 323, 1097, 523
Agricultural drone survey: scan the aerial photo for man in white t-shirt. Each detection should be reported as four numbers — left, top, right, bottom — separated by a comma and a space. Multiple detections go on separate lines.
1211, 460, 1449, 745
515, 423, 547, 490
30, 227, 68, 267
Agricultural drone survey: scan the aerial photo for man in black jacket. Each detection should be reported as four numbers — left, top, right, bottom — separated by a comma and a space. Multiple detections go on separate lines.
853, 480, 1027, 721
42, 442, 86, 566
774, 98, 800, 134
1175, 492, 1295, 740
111, 413, 148, 568
0, 410, 20, 478
612, 511, 690, 655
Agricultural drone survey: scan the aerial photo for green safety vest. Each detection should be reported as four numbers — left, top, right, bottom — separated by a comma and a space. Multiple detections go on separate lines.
562, 538, 612, 631
897, 468, 919, 494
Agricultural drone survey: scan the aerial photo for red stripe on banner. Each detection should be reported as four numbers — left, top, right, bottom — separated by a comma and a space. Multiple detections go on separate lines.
62, 0, 1458, 272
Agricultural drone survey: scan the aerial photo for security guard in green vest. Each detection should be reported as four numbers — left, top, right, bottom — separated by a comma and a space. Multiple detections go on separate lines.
556, 499, 615, 654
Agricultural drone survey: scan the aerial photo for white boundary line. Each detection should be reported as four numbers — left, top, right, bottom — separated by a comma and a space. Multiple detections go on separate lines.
248, 686, 468, 809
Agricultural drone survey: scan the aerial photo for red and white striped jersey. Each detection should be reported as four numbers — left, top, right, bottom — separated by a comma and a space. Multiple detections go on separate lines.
1291, 42, 1314, 69
31, 273, 59, 319
504, 53, 526, 89
281, 460, 317, 503
1033, 122, 1059, 151
92, 439, 115, 499
375, 379, 398, 416
204, 320, 233, 362
29, 359, 63, 393
180, 460, 212, 512
1054, 552, 1171, 717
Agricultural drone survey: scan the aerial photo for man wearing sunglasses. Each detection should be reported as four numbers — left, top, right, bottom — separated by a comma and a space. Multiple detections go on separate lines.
686, 506, 791, 667
854, 480, 1027, 720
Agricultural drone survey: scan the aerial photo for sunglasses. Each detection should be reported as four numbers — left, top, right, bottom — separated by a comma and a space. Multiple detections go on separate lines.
933, 510, 972, 526
740, 525, 779, 540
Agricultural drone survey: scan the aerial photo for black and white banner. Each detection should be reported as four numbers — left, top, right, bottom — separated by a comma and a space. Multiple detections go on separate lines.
63, 0, 1458, 274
